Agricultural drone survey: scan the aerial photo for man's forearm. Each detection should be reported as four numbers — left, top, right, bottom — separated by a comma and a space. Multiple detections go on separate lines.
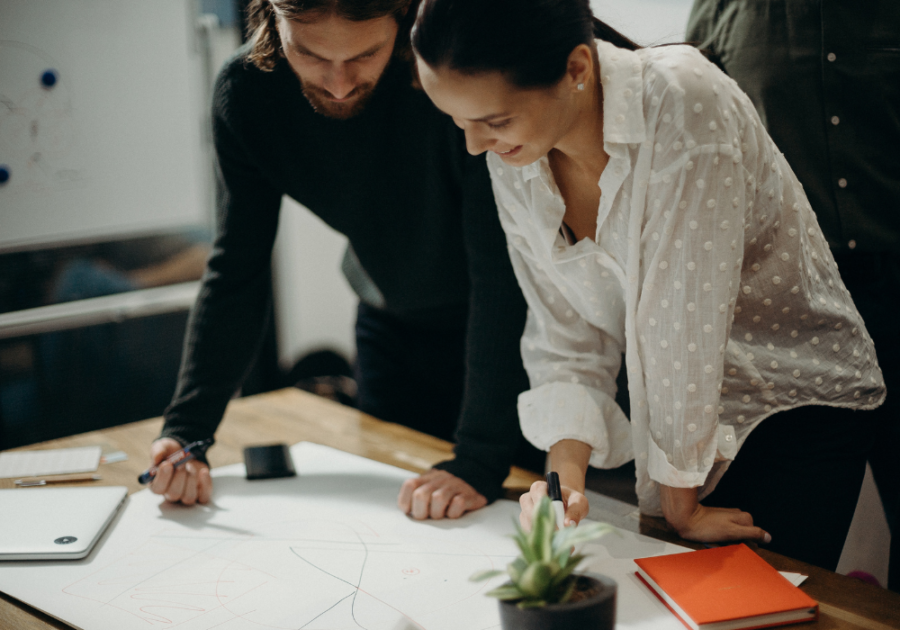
161, 264, 275, 444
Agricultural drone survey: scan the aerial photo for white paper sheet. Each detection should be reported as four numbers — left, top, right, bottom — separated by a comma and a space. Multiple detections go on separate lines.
0, 443, 691, 630
0, 446, 101, 479
781, 572, 809, 587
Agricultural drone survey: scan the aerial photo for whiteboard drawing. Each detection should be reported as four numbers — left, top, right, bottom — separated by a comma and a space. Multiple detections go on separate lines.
0, 40, 83, 195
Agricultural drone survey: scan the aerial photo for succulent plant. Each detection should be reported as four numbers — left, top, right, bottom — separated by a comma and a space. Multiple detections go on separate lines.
471, 496, 614, 608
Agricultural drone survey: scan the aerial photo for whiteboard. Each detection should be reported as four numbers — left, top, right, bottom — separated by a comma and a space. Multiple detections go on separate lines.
0, 0, 208, 252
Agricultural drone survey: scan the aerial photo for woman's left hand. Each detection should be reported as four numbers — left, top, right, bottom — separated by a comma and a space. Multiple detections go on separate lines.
660, 485, 772, 544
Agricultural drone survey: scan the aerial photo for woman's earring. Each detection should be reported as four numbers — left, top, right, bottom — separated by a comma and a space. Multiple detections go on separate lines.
577, 83, 585, 91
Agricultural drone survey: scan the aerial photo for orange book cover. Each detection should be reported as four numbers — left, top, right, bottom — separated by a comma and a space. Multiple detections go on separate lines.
635, 544, 818, 630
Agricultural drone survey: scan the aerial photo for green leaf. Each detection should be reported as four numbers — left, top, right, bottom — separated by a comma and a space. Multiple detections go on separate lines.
549, 555, 584, 590
470, 569, 505, 582
513, 528, 537, 563
507, 557, 528, 584
553, 521, 616, 552
519, 562, 553, 598
530, 499, 548, 561
555, 543, 572, 567
555, 576, 579, 604
486, 584, 525, 600
530, 497, 557, 561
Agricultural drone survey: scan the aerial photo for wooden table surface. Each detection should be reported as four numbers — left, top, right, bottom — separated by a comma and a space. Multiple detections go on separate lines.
1, 389, 898, 629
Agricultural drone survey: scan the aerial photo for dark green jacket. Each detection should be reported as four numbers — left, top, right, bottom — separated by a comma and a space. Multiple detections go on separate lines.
688, 0, 900, 253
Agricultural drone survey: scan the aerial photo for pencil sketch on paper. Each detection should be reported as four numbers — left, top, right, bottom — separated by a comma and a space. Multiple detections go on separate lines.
61, 517, 514, 630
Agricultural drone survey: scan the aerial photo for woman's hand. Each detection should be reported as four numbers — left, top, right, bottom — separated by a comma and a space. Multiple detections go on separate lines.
517, 438, 594, 530
518, 480, 589, 530
660, 485, 771, 544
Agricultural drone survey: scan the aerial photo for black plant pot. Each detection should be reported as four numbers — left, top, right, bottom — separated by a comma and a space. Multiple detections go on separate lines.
498, 574, 616, 630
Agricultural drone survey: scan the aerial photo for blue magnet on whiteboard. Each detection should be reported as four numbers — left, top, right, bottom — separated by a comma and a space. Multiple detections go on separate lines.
0, 166, 9, 185
41, 69, 58, 88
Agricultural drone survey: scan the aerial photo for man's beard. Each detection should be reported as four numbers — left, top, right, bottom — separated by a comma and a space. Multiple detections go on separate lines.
301, 80, 378, 120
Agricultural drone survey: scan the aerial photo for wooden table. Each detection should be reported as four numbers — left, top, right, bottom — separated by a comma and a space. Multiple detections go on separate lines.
1, 389, 898, 629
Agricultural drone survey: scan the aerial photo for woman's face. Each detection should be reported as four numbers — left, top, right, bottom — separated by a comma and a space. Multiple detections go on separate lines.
416, 58, 577, 167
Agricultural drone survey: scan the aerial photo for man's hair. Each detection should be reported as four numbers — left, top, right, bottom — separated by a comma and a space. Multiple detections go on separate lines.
246, 0, 417, 71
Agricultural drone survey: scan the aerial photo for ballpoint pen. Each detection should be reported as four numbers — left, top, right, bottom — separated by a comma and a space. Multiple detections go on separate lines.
137, 438, 213, 484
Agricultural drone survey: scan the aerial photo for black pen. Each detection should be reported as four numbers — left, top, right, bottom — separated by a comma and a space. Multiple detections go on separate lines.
138, 438, 213, 484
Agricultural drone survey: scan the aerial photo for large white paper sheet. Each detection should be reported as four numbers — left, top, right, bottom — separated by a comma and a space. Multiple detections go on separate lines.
0, 446, 101, 479
0, 443, 688, 630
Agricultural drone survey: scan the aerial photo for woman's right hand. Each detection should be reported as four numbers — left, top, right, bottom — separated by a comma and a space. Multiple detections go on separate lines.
660, 485, 771, 544
518, 480, 590, 531
148, 438, 213, 505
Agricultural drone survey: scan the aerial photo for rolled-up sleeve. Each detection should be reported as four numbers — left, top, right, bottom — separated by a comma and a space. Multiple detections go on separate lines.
495, 182, 633, 470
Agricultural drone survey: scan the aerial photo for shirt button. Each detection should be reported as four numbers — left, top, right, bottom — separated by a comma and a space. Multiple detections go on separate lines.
838, 178, 848, 188
848, 239, 857, 249
831, 116, 840, 125
827, 52, 837, 62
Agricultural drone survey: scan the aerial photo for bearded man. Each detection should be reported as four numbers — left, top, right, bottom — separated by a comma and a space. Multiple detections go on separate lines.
144, 0, 540, 520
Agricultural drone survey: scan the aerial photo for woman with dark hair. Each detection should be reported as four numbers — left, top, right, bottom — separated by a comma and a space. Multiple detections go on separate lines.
412, 0, 886, 569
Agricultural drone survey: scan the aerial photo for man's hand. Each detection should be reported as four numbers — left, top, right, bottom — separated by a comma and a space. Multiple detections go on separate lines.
660, 485, 771, 544
148, 438, 212, 505
397, 469, 487, 520
518, 480, 589, 531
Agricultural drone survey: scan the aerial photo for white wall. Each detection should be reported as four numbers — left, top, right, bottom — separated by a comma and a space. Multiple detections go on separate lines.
591, 0, 694, 45
271, 198, 357, 370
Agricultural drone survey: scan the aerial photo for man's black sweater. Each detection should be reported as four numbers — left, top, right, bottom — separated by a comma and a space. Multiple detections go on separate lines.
159, 48, 530, 502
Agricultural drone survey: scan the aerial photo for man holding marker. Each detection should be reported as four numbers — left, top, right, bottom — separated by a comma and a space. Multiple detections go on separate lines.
146, 0, 539, 516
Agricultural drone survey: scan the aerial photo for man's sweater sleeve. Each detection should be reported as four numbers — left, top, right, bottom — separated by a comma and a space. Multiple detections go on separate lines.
432, 153, 531, 503
159, 70, 283, 448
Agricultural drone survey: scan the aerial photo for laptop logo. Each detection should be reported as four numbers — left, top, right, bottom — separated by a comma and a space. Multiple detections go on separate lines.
54, 536, 77, 545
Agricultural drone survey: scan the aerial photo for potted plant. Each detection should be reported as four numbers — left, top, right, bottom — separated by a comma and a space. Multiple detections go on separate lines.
471, 496, 617, 630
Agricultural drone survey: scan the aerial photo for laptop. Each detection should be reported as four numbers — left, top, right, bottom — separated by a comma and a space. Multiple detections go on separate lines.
0, 486, 128, 560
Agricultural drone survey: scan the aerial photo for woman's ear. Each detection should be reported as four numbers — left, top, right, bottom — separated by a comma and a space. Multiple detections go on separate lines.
565, 44, 594, 93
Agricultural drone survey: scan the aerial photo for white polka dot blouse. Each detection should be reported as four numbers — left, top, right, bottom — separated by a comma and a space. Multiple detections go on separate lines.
487, 41, 886, 517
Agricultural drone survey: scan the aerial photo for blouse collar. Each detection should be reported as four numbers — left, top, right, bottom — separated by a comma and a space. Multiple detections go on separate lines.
518, 40, 646, 252
596, 39, 646, 146
520, 40, 645, 182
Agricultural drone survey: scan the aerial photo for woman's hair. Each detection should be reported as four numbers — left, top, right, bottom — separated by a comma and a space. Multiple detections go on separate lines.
412, 0, 640, 88
246, 0, 420, 71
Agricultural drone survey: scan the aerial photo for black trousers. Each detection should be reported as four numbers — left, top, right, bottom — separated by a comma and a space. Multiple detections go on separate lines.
834, 251, 900, 590
353, 302, 466, 443
704, 404, 883, 572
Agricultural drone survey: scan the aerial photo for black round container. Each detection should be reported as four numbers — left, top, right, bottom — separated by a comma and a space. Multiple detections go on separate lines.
498, 574, 616, 630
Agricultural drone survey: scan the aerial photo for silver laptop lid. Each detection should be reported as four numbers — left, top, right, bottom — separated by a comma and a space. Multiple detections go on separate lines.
0, 486, 128, 561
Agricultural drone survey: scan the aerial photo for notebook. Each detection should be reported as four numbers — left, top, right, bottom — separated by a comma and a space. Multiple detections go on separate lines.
635, 544, 818, 630
0, 486, 128, 561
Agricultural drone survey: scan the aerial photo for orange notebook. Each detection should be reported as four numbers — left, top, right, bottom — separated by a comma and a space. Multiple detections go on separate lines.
635, 544, 818, 630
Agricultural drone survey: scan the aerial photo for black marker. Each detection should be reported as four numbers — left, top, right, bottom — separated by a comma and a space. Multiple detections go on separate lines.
546, 471, 566, 526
